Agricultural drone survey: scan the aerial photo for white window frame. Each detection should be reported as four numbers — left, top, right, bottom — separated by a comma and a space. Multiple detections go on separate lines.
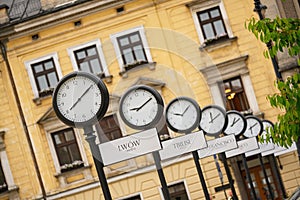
110, 25, 153, 71
44, 121, 89, 174
24, 53, 63, 98
159, 180, 191, 200
190, 0, 234, 45
117, 192, 144, 200
67, 39, 110, 77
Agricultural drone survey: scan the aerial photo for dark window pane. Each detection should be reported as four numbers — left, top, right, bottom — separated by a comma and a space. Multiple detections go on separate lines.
0, 163, 7, 193
96, 115, 122, 143
69, 143, 82, 161
168, 182, 189, 200
57, 147, 71, 165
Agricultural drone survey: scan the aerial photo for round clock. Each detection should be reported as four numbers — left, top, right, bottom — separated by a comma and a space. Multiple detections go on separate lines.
224, 110, 247, 137
243, 116, 263, 138
199, 105, 228, 137
262, 120, 274, 132
165, 96, 201, 133
119, 85, 164, 130
52, 71, 109, 128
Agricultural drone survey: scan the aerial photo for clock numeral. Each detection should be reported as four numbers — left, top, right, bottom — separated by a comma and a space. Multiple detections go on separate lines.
73, 80, 78, 85
82, 114, 86, 118
59, 102, 65, 106
62, 93, 67, 98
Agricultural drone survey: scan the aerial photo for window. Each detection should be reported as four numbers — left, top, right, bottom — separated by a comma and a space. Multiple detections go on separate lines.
0, 162, 7, 193
74, 45, 103, 75
25, 53, 62, 99
119, 195, 142, 200
111, 26, 153, 73
168, 182, 189, 200
68, 39, 110, 79
52, 128, 83, 172
220, 77, 250, 112
190, 0, 234, 45
197, 7, 227, 41
117, 31, 147, 66
96, 115, 122, 143
31, 58, 59, 97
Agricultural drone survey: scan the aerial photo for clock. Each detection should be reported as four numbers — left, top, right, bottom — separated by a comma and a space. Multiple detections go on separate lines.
52, 71, 109, 128
224, 110, 247, 137
243, 116, 263, 138
119, 85, 164, 130
165, 96, 201, 133
262, 120, 274, 133
199, 105, 228, 136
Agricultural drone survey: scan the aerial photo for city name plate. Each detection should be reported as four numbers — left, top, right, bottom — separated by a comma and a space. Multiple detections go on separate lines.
198, 134, 237, 159
159, 131, 207, 161
99, 128, 162, 166
225, 137, 259, 158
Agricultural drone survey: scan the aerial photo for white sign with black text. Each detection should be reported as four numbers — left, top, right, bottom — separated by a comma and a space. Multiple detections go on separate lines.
198, 134, 237, 159
261, 142, 297, 157
99, 128, 162, 166
159, 131, 207, 161
225, 137, 259, 158
245, 140, 275, 157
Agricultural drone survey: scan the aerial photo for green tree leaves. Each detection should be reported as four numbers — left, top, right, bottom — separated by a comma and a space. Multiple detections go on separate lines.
266, 73, 300, 147
246, 17, 300, 64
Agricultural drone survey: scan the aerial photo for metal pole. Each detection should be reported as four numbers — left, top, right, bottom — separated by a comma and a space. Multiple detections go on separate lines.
192, 151, 211, 200
270, 155, 288, 198
152, 151, 171, 200
258, 154, 274, 200
83, 126, 112, 200
241, 154, 258, 199
220, 153, 238, 200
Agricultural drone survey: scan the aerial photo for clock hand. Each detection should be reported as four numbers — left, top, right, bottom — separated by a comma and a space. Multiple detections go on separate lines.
231, 117, 240, 127
130, 98, 153, 112
172, 112, 183, 116
182, 105, 191, 116
209, 112, 213, 123
209, 113, 221, 123
250, 122, 258, 129
70, 85, 93, 110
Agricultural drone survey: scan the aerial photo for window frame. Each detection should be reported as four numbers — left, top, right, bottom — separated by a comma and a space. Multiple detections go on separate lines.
159, 180, 191, 200
190, 0, 234, 45
117, 193, 143, 200
110, 26, 153, 72
67, 39, 110, 77
45, 123, 89, 174
25, 53, 63, 98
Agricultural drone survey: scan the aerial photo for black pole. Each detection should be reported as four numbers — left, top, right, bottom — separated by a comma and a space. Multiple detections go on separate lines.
270, 155, 288, 198
83, 126, 112, 200
258, 154, 274, 200
220, 153, 238, 200
192, 151, 211, 200
152, 151, 171, 200
241, 154, 258, 199
253, 0, 283, 81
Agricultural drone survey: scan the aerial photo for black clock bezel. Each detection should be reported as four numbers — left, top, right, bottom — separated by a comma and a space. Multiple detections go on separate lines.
199, 104, 228, 137
165, 96, 201, 133
224, 110, 247, 137
52, 71, 109, 128
243, 115, 263, 138
119, 85, 164, 130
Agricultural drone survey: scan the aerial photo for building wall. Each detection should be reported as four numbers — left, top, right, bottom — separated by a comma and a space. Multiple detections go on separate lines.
0, 0, 299, 199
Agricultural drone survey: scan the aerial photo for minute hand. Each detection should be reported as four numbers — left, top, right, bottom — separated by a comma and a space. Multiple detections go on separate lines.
134, 97, 152, 112
70, 85, 93, 110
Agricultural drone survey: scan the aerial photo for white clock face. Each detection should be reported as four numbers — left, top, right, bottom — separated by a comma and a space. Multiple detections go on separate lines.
53, 72, 109, 127
119, 85, 164, 130
261, 120, 274, 139
243, 116, 263, 138
199, 105, 227, 136
166, 97, 201, 133
224, 111, 246, 136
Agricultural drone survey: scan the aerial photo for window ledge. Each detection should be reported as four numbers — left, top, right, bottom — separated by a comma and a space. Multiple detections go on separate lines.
54, 165, 93, 187
96, 73, 113, 84
119, 61, 156, 78
0, 185, 19, 199
33, 89, 54, 105
199, 36, 238, 52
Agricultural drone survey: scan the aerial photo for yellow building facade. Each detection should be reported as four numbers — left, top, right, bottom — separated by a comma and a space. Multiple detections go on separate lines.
0, 0, 299, 199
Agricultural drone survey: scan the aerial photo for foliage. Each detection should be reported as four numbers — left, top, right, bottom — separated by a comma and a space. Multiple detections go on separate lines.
246, 17, 300, 64
266, 73, 300, 147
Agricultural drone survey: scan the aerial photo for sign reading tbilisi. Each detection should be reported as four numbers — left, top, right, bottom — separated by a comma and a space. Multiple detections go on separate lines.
261, 142, 297, 157
159, 131, 207, 161
245, 140, 275, 157
198, 134, 237, 159
225, 137, 259, 158
99, 128, 162, 166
